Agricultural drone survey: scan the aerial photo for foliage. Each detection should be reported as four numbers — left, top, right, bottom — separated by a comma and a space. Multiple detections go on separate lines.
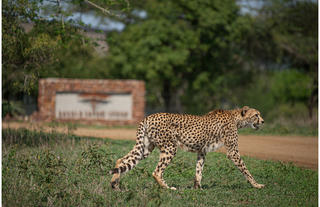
2, 0, 105, 99
270, 70, 312, 104
2, 128, 318, 206
2, 101, 25, 118
237, 70, 317, 136
78, 143, 114, 174
106, 0, 255, 113
263, 0, 317, 70
243, 0, 318, 118
105, 0, 317, 117
242, 0, 317, 70
238, 70, 315, 116
2, 0, 47, 96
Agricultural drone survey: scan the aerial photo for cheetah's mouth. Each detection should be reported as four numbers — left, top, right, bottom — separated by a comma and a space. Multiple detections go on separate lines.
253, 123, 263, 130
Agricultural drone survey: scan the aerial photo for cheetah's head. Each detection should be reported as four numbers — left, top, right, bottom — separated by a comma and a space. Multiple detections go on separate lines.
239, 106, 264, 130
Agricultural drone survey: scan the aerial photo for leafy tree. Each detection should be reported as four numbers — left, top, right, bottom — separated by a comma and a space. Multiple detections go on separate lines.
32, 19, 108, 79
241, 0, 318, 118
106, 0, 252, 113
2, 0, 106, 100
2, 0, 51, 98
267, 0, 318, 119
2, 0, 79, 99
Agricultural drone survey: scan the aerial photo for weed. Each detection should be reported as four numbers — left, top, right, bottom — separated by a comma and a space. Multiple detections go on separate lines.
77, 143, 114, 175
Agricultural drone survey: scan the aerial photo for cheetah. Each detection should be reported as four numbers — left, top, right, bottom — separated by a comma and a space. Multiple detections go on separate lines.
110, 106, 265, 190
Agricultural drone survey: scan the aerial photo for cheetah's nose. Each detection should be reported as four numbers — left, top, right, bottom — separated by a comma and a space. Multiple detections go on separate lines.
261, 120, 264, 124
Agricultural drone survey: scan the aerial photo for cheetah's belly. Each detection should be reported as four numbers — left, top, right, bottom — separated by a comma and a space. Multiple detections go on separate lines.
203, 142, 224, 153
176, 139, 202, 152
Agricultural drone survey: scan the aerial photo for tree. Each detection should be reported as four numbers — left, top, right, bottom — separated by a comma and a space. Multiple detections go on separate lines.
3, 0, 45, 98
2, 0, 102, 99
266, 0, 318, 119
241, 0, 318, 119
2, 0, 75, 99
106, 0, 252, 113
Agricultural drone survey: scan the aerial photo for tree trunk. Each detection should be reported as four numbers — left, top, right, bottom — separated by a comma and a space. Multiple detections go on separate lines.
162, 79, 171, 113
172, 81, 187, 113
307, 78, 318, 119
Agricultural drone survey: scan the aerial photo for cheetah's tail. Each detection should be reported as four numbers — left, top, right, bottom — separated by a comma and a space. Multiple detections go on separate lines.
109, 120, 148, 175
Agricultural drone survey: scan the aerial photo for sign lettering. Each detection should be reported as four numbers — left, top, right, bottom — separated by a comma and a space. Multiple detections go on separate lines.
55, 92, 132, 120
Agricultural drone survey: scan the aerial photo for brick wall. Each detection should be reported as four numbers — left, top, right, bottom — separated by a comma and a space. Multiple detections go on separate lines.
36, 78, 145, 126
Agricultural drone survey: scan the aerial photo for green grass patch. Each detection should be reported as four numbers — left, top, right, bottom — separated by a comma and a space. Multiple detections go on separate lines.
239, 124, 318, 137
2, 128, 318, 206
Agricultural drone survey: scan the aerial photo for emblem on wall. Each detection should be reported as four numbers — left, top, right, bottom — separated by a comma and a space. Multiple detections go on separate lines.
55, 92, 132, 120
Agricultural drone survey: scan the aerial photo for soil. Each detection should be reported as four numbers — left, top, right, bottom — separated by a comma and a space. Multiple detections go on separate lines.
2, 121, 318, 170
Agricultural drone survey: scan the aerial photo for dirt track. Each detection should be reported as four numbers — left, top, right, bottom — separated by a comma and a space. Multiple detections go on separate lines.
2, 122, 318, 170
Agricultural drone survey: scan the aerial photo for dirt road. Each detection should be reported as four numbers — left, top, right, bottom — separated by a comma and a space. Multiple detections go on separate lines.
3, 122, 318, 170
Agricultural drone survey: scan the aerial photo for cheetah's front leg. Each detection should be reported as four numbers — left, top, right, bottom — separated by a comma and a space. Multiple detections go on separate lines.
225, 138, 265, 189
194, 152, 206, 189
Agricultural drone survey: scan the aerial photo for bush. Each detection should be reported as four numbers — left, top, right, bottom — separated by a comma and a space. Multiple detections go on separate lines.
2, 100, 25, 118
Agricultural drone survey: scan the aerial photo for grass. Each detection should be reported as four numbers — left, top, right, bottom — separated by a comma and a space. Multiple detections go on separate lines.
238, 124, 318, 137
2, 128, 318, 206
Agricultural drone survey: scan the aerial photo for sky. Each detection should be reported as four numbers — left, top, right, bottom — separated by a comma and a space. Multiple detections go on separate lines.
40, 0, 262, 32
40, 0, 125, 31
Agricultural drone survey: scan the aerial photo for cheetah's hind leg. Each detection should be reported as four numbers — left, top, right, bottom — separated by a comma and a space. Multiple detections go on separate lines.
110, 159, 122, 191
110, 139, 155, 190
152, 146, 177, 190
110, 142, 154, 190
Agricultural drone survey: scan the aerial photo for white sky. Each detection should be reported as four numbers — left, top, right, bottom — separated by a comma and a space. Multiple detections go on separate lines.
40, 0, 265, 32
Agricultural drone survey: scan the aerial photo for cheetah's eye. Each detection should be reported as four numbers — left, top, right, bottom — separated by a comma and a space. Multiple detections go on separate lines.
255, 114, 259, 117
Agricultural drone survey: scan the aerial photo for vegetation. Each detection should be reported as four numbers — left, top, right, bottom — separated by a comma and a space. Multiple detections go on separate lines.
2, 128, 318, 206
106, 0, 317, 116
2, 0, 318, 134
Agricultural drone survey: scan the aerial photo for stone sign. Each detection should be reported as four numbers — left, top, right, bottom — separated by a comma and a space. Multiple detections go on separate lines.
55, 92, 132, 120
36, 78, 145, 125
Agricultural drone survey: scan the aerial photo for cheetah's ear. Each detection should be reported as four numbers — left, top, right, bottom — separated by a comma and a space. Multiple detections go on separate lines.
241, 106, 250, 117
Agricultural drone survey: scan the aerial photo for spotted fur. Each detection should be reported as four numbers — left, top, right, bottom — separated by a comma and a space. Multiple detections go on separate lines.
110, 106, 265, 190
